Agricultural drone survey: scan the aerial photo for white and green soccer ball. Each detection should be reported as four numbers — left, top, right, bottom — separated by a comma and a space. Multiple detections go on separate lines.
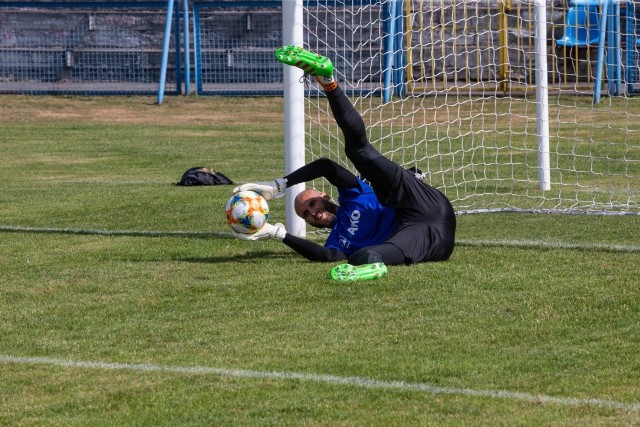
225, 190, 270, 234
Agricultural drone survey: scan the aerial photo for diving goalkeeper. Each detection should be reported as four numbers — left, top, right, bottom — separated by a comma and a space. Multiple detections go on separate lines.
233, 46, 456, 280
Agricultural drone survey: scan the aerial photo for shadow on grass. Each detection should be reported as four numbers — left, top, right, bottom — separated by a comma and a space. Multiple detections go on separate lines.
179, 250, 300, 264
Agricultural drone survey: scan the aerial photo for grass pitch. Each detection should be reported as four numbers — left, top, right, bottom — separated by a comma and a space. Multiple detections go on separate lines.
0, 95, 639, 425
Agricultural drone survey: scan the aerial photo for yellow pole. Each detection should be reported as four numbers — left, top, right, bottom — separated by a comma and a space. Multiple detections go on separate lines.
498, 0, 512, 93
405, 0, 413, 92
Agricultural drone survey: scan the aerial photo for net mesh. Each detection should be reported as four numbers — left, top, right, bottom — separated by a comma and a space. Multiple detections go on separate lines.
303, 0, 640, 215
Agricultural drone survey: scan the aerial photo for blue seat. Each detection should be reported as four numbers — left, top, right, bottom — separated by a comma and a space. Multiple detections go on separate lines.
556, 1, 601, 47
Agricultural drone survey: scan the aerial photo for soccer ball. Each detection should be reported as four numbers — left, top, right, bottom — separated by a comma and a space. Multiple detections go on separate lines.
225, 191, 269, 234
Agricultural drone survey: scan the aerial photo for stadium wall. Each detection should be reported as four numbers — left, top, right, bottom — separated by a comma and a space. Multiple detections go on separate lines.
1, 1, 639, 96
0, 1, 182, 95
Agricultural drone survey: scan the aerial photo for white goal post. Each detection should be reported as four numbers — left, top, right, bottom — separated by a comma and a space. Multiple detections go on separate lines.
283, 0, 307, 237
282, 0, 640, 228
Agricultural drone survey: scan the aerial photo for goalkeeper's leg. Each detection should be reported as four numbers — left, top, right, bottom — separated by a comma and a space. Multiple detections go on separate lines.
275, 45, 399, 197
329, 242, 404, 282
348, 243, 406, 266
275, 45, 337, 91
329, 262, 388, 282
324, 86, 402, 203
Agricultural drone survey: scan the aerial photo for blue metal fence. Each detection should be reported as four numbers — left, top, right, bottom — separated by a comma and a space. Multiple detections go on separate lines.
0, 1, 181, 95
2, 0, 640, 98
192, 1, 284, 96
626, 1, 640, 93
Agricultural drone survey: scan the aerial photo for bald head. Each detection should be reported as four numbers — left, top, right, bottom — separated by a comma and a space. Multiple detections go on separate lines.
294, 188, 337, 228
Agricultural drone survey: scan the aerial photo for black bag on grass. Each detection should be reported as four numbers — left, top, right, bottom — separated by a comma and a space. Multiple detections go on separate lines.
176, 167, 234, 186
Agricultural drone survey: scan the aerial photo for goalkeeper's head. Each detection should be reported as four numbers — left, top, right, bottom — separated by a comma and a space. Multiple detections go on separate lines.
294, 188, 338, 228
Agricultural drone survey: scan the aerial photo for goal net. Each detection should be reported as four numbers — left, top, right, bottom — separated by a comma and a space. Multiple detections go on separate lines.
300, 0, 640, 215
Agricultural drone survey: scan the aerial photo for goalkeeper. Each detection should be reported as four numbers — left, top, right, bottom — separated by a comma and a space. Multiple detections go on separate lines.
233, 46, 456, 280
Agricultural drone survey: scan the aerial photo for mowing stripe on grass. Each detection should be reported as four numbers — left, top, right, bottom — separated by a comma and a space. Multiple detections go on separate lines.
1, 354, 639, 412
2, 225, 640, 253
456, 238, 640, 253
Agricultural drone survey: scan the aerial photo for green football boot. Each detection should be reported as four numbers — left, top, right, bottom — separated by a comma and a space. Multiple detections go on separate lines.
329, 262, 388, 282
275, 45, 334, 78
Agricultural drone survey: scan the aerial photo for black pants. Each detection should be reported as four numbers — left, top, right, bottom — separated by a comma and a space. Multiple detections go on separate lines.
326, 87, 456, 265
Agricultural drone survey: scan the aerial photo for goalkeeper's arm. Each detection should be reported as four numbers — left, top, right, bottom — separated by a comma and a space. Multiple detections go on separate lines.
285, 158, 359, 190
234, 222, 347, 262
234, 158, 360, 198
282, 233, 348, 263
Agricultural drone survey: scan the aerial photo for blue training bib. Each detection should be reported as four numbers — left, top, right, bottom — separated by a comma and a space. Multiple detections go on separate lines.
324, 179, 397, 256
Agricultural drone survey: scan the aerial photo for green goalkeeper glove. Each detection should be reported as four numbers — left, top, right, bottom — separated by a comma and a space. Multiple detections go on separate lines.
233, 178, 287, 200
232, 223, 287, 241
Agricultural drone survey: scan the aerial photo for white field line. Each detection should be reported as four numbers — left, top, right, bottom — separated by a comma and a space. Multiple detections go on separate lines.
0, 225, 228, 239
2, 225, 640, 253
1, 354, 639, 412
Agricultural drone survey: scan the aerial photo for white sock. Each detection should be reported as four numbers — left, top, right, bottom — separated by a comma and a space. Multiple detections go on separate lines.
315, 75, 334, 85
